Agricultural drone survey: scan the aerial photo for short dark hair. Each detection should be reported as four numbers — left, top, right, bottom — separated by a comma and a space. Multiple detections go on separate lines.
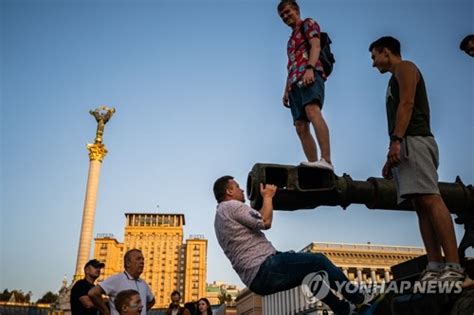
124, 249, 142, 268
184, 302, 198, 313
114, 289, 139, 313
369, 36, 401, 56
277, 0, 299, 14
213, 176, 233, 203
171, 290, 181, 298
84, 259, 105, 270
460, 34, 474, 51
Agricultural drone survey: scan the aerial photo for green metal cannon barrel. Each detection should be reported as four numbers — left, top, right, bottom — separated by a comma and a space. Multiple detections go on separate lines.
247, 163, 473, 257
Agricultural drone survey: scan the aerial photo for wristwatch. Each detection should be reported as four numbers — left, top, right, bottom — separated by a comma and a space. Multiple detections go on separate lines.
390, 134, 403, 143
305, 64, 315, 70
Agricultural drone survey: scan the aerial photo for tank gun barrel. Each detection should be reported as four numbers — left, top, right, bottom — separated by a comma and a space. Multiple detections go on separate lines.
247, 163, 473, 257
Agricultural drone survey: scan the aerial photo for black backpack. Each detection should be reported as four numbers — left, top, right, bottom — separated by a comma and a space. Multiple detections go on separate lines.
300, 20, 335, 77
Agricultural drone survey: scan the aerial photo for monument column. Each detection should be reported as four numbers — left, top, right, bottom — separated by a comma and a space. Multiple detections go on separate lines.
73, 106, 115, 280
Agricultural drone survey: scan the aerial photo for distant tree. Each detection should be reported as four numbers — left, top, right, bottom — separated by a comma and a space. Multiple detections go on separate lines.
0, 289, 32, 303
37, 291, 58, 304
12, 290, 28, 303
25, 291, 32, 303
217, 287, 233, 305
217, 293, 226, 305
0, 289, 11, 301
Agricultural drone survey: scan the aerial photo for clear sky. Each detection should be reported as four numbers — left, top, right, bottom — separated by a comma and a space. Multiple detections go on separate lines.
1, 0, 472, 301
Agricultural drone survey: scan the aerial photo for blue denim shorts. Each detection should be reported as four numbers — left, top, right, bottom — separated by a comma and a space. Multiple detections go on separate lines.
288, 72, 325, 122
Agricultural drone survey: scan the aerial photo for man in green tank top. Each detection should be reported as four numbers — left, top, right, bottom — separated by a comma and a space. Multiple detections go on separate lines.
368, 36, 465, 284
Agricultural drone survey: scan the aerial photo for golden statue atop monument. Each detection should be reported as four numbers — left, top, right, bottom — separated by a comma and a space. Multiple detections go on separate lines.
89, 106, 116, 144
86, 106, 115, 162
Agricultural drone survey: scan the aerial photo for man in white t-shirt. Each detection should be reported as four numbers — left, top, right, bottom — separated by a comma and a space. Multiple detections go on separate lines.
89, 249, 155, 315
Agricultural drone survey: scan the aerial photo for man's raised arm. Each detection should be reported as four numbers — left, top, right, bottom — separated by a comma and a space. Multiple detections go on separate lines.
259, 183, 277, 229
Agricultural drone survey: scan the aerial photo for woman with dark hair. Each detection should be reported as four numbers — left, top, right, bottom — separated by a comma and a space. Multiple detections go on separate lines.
197, 298, 212, 315
184, 302, 198, 315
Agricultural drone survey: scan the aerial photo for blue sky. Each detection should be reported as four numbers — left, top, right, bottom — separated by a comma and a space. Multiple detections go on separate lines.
1, 0, 472, 301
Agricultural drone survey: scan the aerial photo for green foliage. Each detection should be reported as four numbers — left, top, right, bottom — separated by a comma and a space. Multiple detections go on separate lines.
0, 289, 11, 301
0, 289, 32, 303
36, 291, 58, 304
217, 288, 233, 305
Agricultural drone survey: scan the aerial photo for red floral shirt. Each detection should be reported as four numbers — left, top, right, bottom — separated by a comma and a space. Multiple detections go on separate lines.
286, 18, 326, 86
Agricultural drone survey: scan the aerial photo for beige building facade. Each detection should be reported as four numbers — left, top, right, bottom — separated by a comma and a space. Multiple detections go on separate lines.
93, 213, 207, 308
302, 242, 425, 284
235, 288, 263, 315
183, 235, 208, 303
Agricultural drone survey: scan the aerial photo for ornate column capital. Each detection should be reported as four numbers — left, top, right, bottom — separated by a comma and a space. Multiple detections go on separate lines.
87, 143, 108, 162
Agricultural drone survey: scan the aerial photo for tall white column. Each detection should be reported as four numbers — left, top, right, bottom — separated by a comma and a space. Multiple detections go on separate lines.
74, 144, 107, 280
73, 106, 114, 281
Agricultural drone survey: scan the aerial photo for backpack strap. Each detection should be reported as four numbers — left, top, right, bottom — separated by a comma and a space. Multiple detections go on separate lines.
299, 18, 311, 48
300, 18, 329, 48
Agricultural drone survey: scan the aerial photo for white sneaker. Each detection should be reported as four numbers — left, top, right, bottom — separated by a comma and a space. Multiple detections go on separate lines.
437, 266, 465, 282
314, 159, 334, 171
418, 269, 439, 283
300, 159, 334, 171
300, 161, 318, 167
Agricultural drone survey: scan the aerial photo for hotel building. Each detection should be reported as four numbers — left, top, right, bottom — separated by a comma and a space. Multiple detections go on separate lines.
93, 213, 207, 308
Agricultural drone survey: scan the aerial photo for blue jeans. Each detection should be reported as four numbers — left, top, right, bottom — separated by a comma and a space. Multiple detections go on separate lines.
249, 251, 364, 315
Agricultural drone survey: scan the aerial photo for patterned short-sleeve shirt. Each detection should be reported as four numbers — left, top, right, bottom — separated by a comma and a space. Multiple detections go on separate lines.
214, 200, 276, 287
287, 18, 326, 85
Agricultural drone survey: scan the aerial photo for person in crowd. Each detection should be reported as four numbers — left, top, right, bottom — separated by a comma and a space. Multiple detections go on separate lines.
278, 0, 334, 171
165, 291, 190, 315
89, 249, 155, 315
213, 176, 376, 315
459, 34, 474, 57
369, 36, 465, 283
70, 259, 105, 315
114, 290, 143, 315
197, 298, 212, 315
